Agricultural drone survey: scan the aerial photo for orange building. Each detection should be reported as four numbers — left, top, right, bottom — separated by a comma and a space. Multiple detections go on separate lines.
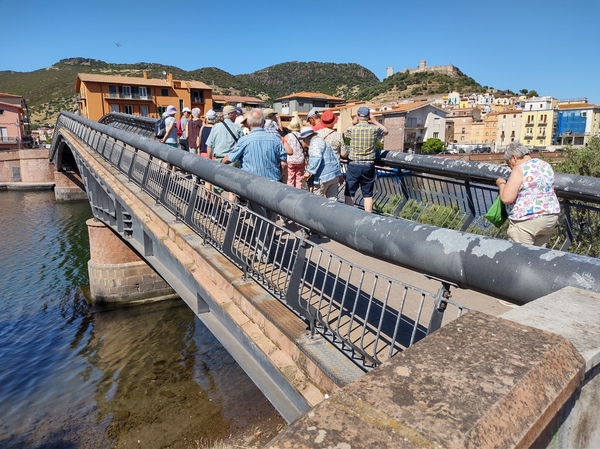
76, 72, 213, 121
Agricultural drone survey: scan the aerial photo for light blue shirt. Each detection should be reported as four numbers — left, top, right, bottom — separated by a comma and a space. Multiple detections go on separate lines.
205, 119, 243, 157
164, 116, 177, 143
306, 136, 342, 184
228, 128, 287, 181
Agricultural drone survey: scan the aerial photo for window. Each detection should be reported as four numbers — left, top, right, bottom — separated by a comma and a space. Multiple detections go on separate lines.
161, 88, 169, 96
0, 127, 7, 141
111, 104, 119, 113
407, 117, 417, 127
139, 87, 148, 99
583, 112, 587, 117
486, 123, 489, 127
140, 105, 148, 117
434, 117, 440, 124
461, 128, 465, 134
512, 121, 516, 127
121, 86, 131, 99
433, 132, 439, 138
485, 132, 489, 136
0, 109, 3, 115
191, 90, 203, 103
124, 105, 133, 115
298, 102, 305, 107
108, 86, 117, 98
461, 136, 465, 141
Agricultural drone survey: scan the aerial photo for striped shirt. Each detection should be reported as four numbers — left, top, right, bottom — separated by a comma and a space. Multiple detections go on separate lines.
228, 128, 287, 181
345, 122, 384, 162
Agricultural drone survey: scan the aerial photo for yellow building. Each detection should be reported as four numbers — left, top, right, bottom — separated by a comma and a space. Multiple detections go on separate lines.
520, 97, 557, 147
471, 112, 499, 148
76, 72, 213, 121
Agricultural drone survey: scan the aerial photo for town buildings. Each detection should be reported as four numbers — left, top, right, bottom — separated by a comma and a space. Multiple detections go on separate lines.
75, 72, 213, 121
273, 92, 346, 118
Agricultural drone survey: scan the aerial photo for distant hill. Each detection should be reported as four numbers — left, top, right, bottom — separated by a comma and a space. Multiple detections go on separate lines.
356, 68, 488, 102
0, 57, 498, 126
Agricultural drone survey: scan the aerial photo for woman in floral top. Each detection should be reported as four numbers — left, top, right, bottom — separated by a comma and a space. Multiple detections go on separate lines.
495, 142, 560, 247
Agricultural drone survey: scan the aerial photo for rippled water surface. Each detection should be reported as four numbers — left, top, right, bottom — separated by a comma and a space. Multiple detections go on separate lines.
0, 191, 283, 448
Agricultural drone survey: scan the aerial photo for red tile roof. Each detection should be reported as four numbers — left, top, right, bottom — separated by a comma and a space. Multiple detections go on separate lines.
275, 91, 344, 101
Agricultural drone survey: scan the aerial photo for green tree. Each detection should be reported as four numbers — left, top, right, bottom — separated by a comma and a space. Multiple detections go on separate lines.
555, 136, 600, 177
519, 89, 528, 95
421, 138, 446, 154
527, 90, 539, 97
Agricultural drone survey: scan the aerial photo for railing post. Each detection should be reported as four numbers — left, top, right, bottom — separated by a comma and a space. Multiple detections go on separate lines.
560, 199, 574, 252
284, 235, 316, 330
426, 278, 456, 336
460, 180, 477, 231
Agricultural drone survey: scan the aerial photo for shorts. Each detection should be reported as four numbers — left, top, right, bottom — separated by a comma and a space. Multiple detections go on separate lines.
344, 162, 375, 198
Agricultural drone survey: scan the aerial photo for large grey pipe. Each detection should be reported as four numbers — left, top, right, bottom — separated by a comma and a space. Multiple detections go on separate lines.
55, 112, 600, 304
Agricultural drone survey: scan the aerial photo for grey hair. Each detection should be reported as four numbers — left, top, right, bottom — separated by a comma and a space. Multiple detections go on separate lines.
503, 141, 531, 161
205, 115, 217, 124
191, 108, 201, 118
246, 108, 265, 128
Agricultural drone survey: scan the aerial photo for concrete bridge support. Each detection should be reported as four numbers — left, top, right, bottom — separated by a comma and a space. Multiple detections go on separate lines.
86, 218, 176, 305
54, 170, 87, 201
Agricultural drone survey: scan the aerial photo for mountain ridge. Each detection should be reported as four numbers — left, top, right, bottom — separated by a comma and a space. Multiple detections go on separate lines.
0, 58, 494, 126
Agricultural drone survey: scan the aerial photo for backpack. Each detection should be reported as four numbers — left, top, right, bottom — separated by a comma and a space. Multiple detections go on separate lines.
154, 116, 167, 139
176, 119, 183, 137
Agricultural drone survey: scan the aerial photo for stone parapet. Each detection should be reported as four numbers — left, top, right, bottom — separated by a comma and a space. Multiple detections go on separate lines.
266, 310, 585, 448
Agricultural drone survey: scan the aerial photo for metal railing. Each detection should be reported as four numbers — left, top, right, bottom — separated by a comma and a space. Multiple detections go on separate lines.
53, 112, 472, 370
80, 113, 600, 260
51, 113, 600, 307
372, 151, 600, 258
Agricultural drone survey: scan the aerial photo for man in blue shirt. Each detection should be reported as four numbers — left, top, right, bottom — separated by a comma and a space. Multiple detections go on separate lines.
224, 109, 289, 181
224, 109, 291, 262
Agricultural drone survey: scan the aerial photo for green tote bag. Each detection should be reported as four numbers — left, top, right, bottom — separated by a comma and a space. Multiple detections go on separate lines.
484, 196, 508, 228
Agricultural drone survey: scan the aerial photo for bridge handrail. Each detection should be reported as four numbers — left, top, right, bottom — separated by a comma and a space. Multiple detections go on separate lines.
377, 150, 600, 203
52, 111, 600, 305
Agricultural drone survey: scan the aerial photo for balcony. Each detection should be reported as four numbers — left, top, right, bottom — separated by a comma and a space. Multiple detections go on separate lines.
104, 93, 153, 101
525, 122, 534, 127
538, 121, 548, 126
524, 133, 533, 139
0, 137, 21, 144
537, 135, 547, 140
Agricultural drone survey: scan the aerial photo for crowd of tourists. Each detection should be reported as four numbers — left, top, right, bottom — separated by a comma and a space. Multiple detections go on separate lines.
159, 104, 561, 249
158, 104, 388, 213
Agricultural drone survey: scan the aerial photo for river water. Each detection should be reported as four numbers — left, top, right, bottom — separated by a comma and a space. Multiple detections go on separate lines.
0, 190, 284, 448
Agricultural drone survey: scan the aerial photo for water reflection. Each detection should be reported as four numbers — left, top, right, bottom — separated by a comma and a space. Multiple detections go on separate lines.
0, 191, 283, 448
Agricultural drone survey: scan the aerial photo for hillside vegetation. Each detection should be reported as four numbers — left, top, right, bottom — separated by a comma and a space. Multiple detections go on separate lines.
0, 57, 492, 126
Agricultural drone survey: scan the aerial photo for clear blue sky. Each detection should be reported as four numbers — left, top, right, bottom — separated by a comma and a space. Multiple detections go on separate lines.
3, 0, 600, 104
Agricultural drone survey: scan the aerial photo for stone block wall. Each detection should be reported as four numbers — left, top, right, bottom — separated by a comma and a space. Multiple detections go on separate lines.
87, 260, 174, 303
86, 219, 175, 304
0, 149, 54, 183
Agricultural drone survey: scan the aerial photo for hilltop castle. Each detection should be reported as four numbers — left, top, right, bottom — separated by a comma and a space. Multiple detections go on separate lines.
386, 60, 460, 78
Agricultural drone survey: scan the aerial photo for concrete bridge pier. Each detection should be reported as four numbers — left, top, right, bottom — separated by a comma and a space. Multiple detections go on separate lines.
86, 218, 176, 305
54, 170, 88, 201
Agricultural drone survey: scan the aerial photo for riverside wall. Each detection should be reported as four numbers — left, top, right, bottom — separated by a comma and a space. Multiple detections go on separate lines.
0, 148, 55, 187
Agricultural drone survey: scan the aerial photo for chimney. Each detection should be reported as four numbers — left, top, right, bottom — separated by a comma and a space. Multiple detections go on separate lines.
167, 73, 174, 84
142, 71, 147, 79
